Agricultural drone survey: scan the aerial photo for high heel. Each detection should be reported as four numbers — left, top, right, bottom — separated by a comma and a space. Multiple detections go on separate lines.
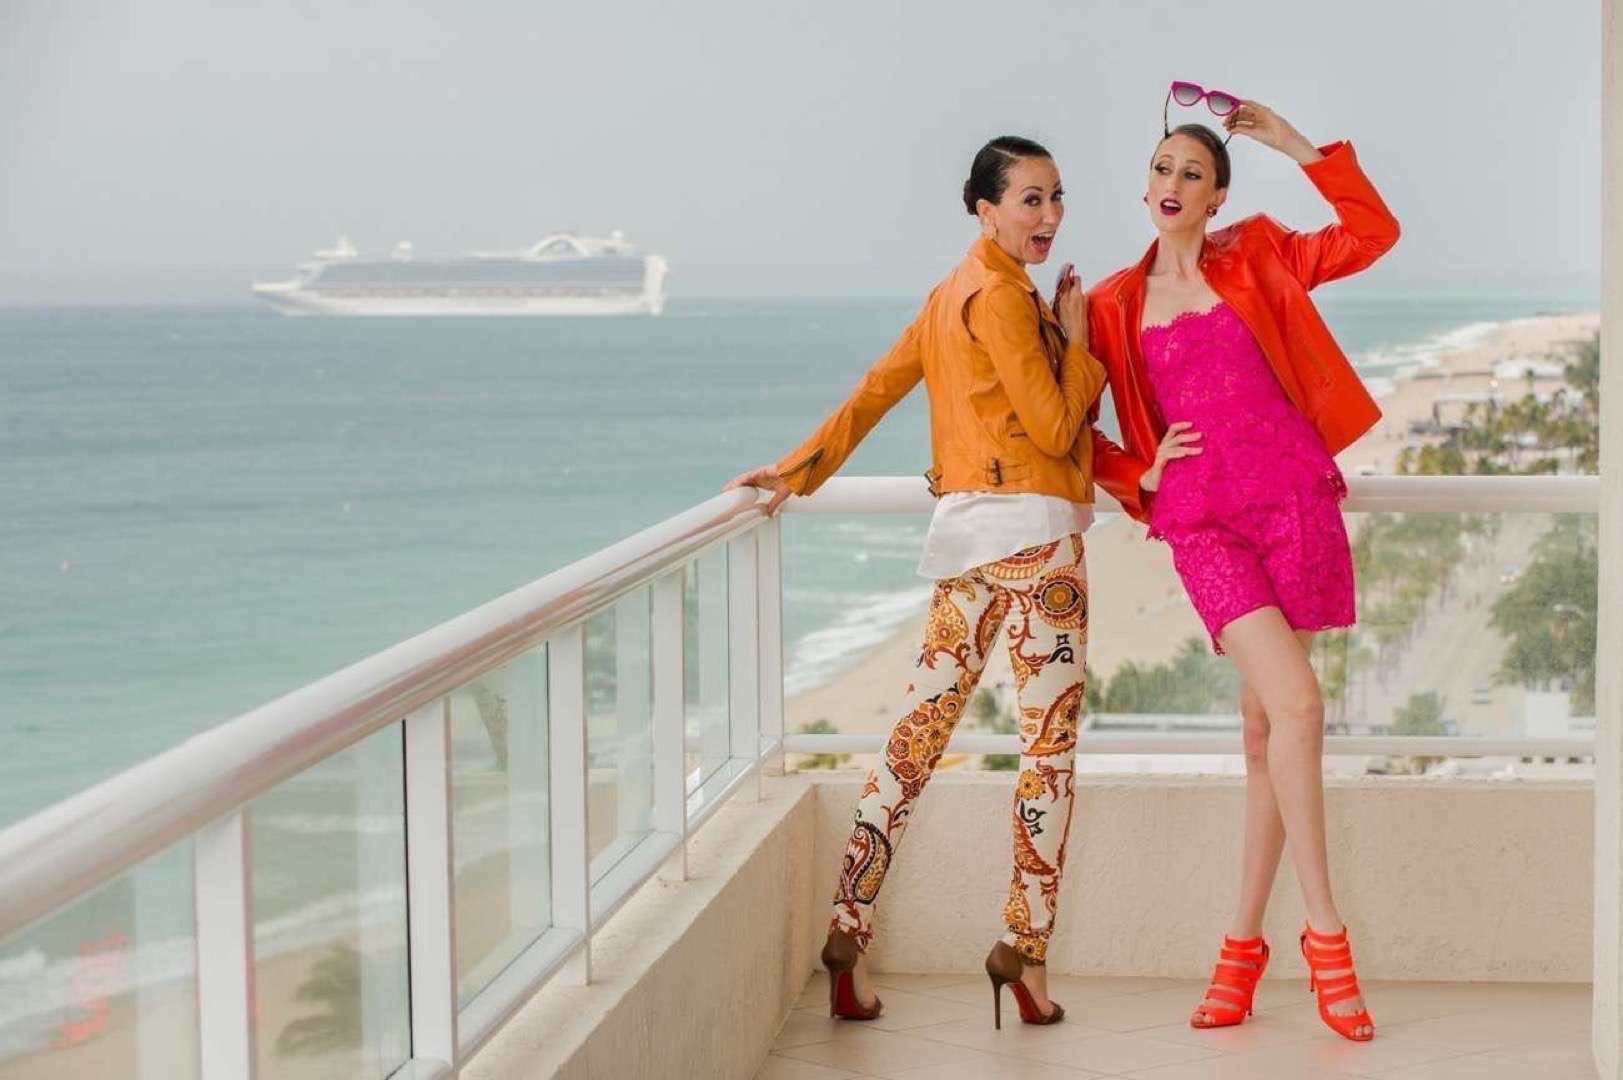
1189, 935, 1269, 1028
1299, 924, 1375, 1042
821, 928, 882, 1021
984, 941, 1064, 1029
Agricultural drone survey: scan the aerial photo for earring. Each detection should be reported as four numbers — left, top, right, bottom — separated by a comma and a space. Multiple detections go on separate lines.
1142, 195, 1149, 204
1207, 207, 1218, 218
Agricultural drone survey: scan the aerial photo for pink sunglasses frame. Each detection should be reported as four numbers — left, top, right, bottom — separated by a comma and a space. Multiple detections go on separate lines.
1163, 81, 1241, 142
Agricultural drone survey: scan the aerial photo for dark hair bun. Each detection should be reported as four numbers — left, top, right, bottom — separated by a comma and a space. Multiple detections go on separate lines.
963, 135, 1051, 216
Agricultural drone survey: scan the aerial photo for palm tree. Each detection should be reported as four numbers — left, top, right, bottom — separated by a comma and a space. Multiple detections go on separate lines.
276, 946, 361, 1058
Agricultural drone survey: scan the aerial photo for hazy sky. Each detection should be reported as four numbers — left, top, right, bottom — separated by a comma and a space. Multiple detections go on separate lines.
0, 0, 1602, 302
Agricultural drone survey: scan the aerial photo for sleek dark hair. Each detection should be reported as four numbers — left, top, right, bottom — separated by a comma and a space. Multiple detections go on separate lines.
962, 135, 1053, 216
1157, 123, 1232, 189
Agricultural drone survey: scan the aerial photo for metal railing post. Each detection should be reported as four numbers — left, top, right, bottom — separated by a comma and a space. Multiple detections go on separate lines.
547, 625, 592, 984
193, 812, 257, 1080
403, 700, 457, 1067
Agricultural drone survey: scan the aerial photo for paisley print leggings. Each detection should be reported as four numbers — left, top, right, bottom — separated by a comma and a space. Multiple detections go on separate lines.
830, 534, 1087, 964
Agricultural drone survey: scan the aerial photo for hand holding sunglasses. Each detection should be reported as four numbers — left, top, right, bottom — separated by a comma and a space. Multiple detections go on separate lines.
1219, 99, 1323, 164
1163, 82, 1323, 165
1051, 262, 1087, 348
1053, 261, 1076, 301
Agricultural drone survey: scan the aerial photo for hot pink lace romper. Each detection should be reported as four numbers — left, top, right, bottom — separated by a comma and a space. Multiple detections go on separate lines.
1141, 301, 1355, 651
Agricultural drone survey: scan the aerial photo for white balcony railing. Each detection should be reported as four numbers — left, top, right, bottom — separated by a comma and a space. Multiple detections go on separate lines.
782, 474, 1601, 759
0, 473, 1601, 1079
0, 488, 780, 1079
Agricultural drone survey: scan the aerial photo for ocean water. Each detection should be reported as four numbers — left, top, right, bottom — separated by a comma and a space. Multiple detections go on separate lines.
0, 289, 1601, 1059
0, 291, 1597, 829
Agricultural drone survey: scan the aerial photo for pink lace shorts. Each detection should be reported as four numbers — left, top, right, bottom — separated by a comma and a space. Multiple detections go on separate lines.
1159, 491, 1356, 653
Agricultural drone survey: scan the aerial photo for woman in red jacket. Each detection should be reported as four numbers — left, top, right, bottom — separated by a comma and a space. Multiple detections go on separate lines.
1087, 90, 1399, 1042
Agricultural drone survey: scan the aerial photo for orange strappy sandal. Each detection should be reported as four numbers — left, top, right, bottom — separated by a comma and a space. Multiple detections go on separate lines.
1190, 935, 1269, 1028
1300, 924, 1375, 1041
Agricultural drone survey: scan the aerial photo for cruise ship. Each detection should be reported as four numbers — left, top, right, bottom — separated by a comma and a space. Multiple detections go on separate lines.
251, 231, 668, 316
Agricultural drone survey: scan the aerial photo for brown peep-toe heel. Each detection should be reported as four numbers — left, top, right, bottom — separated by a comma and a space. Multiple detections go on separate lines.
821, 928, 883, 1021
985, 941, 1064, 1029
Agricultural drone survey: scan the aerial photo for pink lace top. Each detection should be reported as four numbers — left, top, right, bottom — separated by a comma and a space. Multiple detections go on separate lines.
1140, 301, 1346, 537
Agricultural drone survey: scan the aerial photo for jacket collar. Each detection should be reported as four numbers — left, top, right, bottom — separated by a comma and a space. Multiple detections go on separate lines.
971, 235, 1038, 294
1114, 229, 1239, 304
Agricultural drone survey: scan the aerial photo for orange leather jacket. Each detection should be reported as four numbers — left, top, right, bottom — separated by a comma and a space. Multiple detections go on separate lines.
1087, 141, 1400, 521
776, 236, 1108, 502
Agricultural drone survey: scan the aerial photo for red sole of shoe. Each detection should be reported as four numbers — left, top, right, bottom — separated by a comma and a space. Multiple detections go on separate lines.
829, 971, 879, 1020
1007, 981, 1051, 1024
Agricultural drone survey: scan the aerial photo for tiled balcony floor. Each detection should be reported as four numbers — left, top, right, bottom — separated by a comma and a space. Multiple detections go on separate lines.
757, 972, 1594, 1079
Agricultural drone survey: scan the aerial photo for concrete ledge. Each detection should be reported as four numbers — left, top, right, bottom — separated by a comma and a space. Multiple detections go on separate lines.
467, 775, 819, 1080
809, 772, 1593, 982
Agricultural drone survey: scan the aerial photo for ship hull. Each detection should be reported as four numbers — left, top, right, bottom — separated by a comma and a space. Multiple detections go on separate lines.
252, 286, 665, 317
253, 248, 669, 317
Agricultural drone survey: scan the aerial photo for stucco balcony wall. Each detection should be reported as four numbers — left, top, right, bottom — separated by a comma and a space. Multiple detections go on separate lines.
811, 772, 1592, 983
471, 770, 1591, 1080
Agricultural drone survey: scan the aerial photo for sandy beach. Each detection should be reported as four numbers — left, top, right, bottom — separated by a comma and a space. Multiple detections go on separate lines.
785, 312, 1601, 740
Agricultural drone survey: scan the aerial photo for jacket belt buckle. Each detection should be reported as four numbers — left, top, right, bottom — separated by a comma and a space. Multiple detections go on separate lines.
924, 467, 942, 498
989, 459, 1003, 486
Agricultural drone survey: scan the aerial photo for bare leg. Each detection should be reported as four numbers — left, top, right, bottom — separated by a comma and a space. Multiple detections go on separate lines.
1219, 608, 1370, 1037
849, 950, 876, 1008
1192, 678, 1288, 1024
1233, 668, 1295, 936
1021, 963, 1052, 1012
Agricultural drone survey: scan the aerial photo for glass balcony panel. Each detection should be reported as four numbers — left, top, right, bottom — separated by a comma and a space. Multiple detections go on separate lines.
250, 727, 410, 1079
685, 548, 730, 795
0, 844, 197, 1079
781, 513, 931, 774
782, 509, 1598, 776
585, 589, 655, 881
1328, 510, 1596, 766
450, 646, 551, 1012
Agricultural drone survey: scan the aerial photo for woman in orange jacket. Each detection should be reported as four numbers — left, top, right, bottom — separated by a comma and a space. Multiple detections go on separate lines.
1087, 89, 1399, 1042
728, 135, 1106, 1029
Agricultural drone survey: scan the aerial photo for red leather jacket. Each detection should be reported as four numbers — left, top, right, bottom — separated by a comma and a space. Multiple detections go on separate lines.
1087, 141, 1400, 521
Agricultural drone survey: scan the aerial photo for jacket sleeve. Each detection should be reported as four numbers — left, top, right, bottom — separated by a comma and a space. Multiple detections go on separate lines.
774, 308, 925, 496
1091, 428, 1151, 521
1260, 141, 1401, 290
1082, 294, 1153, 521
973, 280, 1107, 457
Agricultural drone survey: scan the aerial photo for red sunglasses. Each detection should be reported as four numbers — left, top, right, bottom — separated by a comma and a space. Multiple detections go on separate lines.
1163, 81, 1241, 143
